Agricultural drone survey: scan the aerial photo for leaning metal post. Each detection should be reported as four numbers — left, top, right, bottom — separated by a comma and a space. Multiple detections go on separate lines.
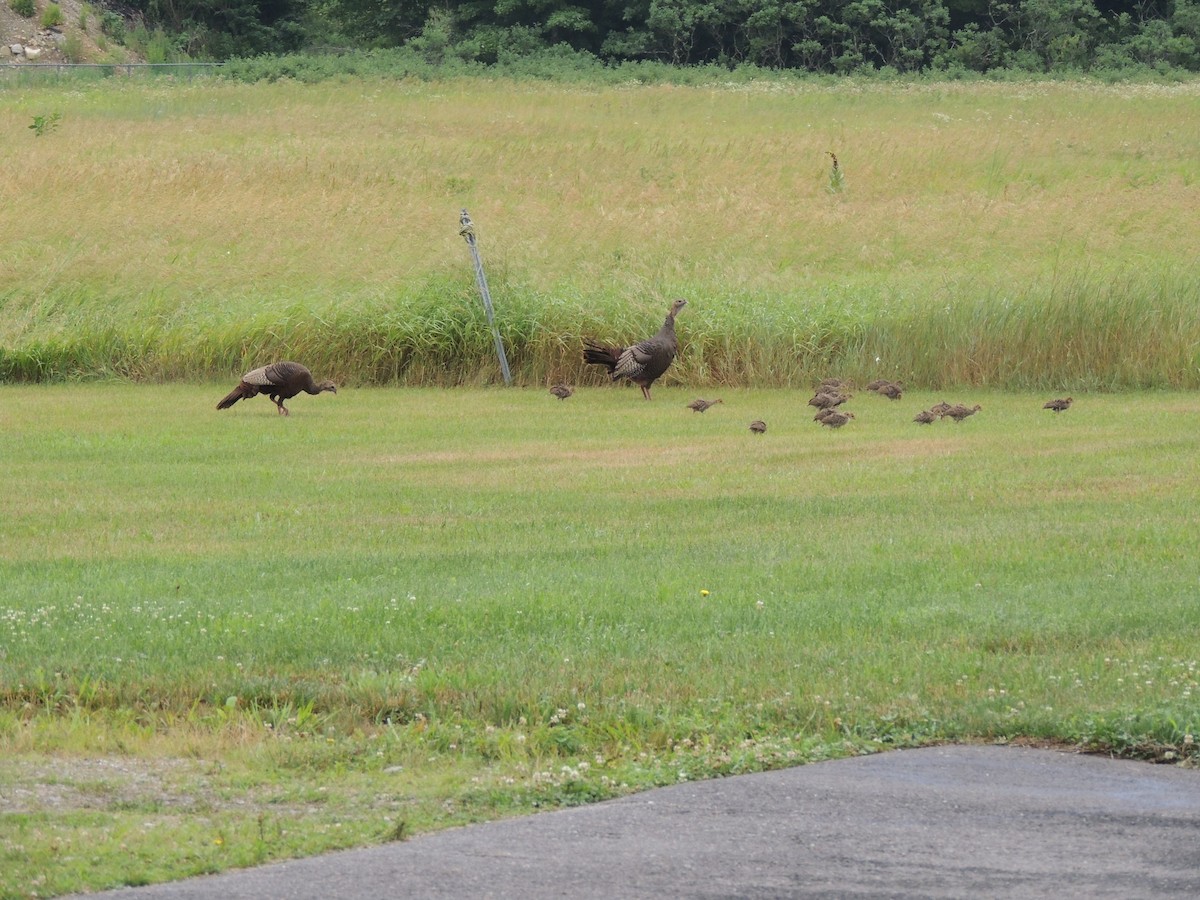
459, 209, 512, 386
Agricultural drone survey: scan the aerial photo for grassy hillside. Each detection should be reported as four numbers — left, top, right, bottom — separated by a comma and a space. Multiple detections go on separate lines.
2, 77, 1198, 387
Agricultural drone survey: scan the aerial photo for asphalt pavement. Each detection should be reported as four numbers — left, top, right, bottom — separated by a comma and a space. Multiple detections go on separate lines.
81, 744, 1200, 899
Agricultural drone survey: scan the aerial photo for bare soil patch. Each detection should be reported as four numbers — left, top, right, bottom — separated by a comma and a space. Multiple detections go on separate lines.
0, 0, 134, 64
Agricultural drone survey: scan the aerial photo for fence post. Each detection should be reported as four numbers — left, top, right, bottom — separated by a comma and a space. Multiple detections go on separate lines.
459, 209, 512, 386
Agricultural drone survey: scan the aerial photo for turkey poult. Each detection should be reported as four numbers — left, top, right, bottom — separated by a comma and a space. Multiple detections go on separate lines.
808, 391, 849, 410
583, 298, 686, 400
877, 383, 903, 400
819, 410, 855, 428
1043, 397, 1073, 413
930, 401, 954, 418
913, 409, 938, 425
944, 403, 982, 422
216, 361, 337, 416
550, 384, 574, 400
687, 398, 722, 413
749, 420, 767, 434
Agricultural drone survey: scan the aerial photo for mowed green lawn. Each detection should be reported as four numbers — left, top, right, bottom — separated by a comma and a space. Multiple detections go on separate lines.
1, 382, 1198, 895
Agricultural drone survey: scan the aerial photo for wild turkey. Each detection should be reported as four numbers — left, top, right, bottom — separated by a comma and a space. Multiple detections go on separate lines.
216, 361, 336, 416
749, 420, 767, 434
808, 391, 849, 410
583, 298, 687, 400
865, 378, 891, 391
815, 407, 853, 423
819, 410, 855, 428
687, 398, 722, 413
944, 403, 982, 422
877, 383, 903, 400
913, 409, 938, 425
1043, 397, 1073, 413
550, 384, 574, 400
818, 378, 848, 390
930, 401, 954, 418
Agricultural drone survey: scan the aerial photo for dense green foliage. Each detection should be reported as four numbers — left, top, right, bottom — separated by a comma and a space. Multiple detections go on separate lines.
3, 273, 1200, 390
106, 0, 1200, 72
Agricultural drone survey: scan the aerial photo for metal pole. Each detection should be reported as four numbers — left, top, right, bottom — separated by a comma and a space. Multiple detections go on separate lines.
459, 209, 512, 386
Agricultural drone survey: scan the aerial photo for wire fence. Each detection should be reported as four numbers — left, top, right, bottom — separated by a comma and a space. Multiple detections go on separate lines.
0, 62, 223, 84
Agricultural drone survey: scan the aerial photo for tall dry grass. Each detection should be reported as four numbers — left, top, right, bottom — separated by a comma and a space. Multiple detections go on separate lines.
1, 78, 1198, 386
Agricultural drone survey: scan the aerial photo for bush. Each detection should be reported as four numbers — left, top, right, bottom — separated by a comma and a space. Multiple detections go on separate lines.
99, 10, 125, 43
40, 3, 64, 28
9, 0, 35, 19
62, 31, 86, 63
125, 25, 178, 63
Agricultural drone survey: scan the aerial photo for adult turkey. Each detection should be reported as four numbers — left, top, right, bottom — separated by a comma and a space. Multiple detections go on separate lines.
550, 384, 574, 400
1043, 397, 1073, 413
582, 298, 687, 400
944, 403, 982, 422
216, 361, 337, 416
687, 398, 722, 413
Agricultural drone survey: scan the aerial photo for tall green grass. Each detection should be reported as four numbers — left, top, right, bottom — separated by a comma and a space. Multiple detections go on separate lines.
1, 78, 1198, 388
3, 269, 1198, 388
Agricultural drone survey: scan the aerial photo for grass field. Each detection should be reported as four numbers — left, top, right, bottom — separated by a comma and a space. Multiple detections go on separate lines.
2, 383, 1199, 896
1, 77, 1199, 386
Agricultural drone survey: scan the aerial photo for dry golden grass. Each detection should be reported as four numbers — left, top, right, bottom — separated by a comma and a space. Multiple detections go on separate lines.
2, 79, 1197, 300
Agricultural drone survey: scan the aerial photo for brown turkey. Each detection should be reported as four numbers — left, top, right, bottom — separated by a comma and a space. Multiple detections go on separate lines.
749, 419, 767, 434
814, 407, 851, 423
819, 410, 855, 428
582, 298, 686, 400
1043, 397, 1073, 413
913, 409, 938, 425
944, 403, 982, 422
808, 391, 849, 410
687, 398, 722, 413
550, 384, 574, 400
929, 401, 954, 418
877, 383, 903, 400
216, 361, 337, 416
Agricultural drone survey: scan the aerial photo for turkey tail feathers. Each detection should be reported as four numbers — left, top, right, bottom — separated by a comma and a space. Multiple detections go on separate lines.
582, 340, 622, 374
216, 383, 256, 410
